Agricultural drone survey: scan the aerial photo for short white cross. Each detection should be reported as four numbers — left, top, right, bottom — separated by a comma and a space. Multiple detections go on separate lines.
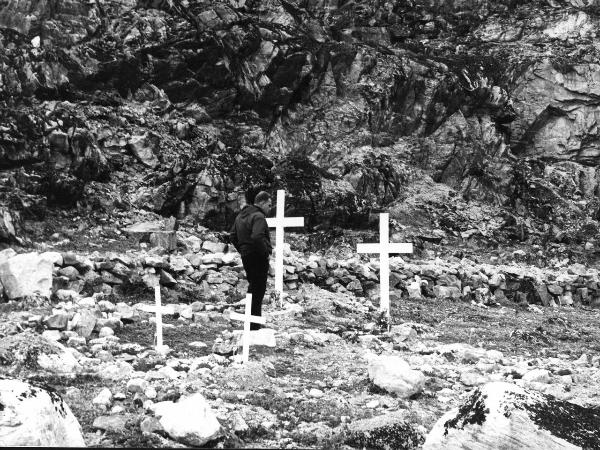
230, 294, 266, 363
266, 190, 304, 303
153, 285, 169, 354
357, 213, 413, 314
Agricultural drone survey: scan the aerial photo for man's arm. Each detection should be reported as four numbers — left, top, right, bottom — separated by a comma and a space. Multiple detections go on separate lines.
250, 215, 269, 256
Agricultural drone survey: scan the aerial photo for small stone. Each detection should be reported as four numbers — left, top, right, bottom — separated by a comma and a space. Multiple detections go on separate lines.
92, 415, 130, 433
522, 368, 551, 384
98, 327, 114, 338
92, 388, 113, 407
189, 341, 208, 349
44, 313, 69, 330
127, 378, 149, 393
309, 388, 324, 398
140, 416, 163, 434
41, 330, 62, 341
58, 266, 80, 281
145, 386, 158, 399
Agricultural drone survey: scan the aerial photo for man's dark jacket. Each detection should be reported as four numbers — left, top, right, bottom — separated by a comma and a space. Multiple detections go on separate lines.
229, 205, 272, 257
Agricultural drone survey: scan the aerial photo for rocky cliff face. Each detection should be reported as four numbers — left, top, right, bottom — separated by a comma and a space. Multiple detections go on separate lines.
2, 0, 600, 248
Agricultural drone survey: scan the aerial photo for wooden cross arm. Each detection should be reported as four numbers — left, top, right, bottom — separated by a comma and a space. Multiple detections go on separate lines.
266, 217, 305, 227
357, 243, 413, 254
230, 312, 267, 324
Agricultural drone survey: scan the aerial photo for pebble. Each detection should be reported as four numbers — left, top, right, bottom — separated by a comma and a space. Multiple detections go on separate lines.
309, 388, 324, 398
366, 400, 380, 408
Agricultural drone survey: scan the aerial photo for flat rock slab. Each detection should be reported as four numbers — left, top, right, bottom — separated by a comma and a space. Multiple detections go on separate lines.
93, 414, 136, 433
424, 381, 600, 450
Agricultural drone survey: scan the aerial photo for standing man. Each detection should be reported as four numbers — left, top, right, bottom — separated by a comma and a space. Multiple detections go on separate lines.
229, 190, 273, 330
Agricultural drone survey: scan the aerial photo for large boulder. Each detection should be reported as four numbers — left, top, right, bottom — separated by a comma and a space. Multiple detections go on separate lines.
423, 381, 600, 449
150, 393, 221, 446
0, 331, 81, 375
367, 354, 426, 398
0, 252, 53, 299
0, 378, 85, 446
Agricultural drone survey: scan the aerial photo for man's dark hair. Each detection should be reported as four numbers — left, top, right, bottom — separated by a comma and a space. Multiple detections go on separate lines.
254, 191, 271, 204
245, 187, 259, 204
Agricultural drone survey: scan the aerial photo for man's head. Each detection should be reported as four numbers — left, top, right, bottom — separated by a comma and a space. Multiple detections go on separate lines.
254, 191, 272, 215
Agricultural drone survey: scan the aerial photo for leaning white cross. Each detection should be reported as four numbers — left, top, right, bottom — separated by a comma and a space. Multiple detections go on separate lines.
357, 213, 413, 315
153, 285, 170, 355
230, 294, 266, 363
266, 190, 304, 305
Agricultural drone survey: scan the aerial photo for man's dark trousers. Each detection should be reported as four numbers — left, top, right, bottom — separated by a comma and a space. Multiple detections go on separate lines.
241, 252, 269, 330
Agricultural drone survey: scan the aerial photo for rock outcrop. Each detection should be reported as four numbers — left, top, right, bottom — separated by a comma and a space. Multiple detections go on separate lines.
423, 381, 600, 450
1, 0, 600, 237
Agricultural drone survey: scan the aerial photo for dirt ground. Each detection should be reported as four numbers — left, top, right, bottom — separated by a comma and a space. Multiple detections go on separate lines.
37, 288, 600, 449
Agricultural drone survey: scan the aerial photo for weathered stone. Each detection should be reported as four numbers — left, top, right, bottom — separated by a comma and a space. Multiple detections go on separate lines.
127, 378, 149, 394
44, 313, 69, 330
150, 393, 221, 446
535, 284, 551, 306
547, 284, 563, 296
159, 269, 177, 286
206, 273, 223, 284
423, 382, 600, 449
54, 289, 81, 302
128, 133, 160, 168
150, 232, 177, 251
92, 387, 113, 408
58, 266, 80, 280
71, 309, 98, 338
0, 253, 53, 299
0, 331, 80, 374
433, 285, 462, 300
0, 378, 85, 446
93, 414, 133, 433
522, 368, 551, 384
202, 241, 226, 253
367, 354, 425, 398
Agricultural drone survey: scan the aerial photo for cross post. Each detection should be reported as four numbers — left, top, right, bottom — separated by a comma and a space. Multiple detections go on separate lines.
230, 294, 266, 363
266, 190, 304, 305
357, 213, 413, 315
153, 285, 170, 354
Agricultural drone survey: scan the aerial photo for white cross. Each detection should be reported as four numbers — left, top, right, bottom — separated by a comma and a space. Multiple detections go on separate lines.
230, 294, 266, 363
266, 190, 304, 303
154, 285, 169, 354
357, 213, 413, 314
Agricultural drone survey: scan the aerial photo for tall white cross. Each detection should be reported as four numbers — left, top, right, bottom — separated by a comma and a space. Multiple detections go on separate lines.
266, 190, 304, 302
357, 213, 413, 314
230, 294, 266, 363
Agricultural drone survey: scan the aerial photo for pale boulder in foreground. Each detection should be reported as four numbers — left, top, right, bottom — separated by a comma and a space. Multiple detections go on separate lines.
367, 354, 426, 398
150, 392, 221, 446
423, 381, 600, 449
0, 378, 85, 446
